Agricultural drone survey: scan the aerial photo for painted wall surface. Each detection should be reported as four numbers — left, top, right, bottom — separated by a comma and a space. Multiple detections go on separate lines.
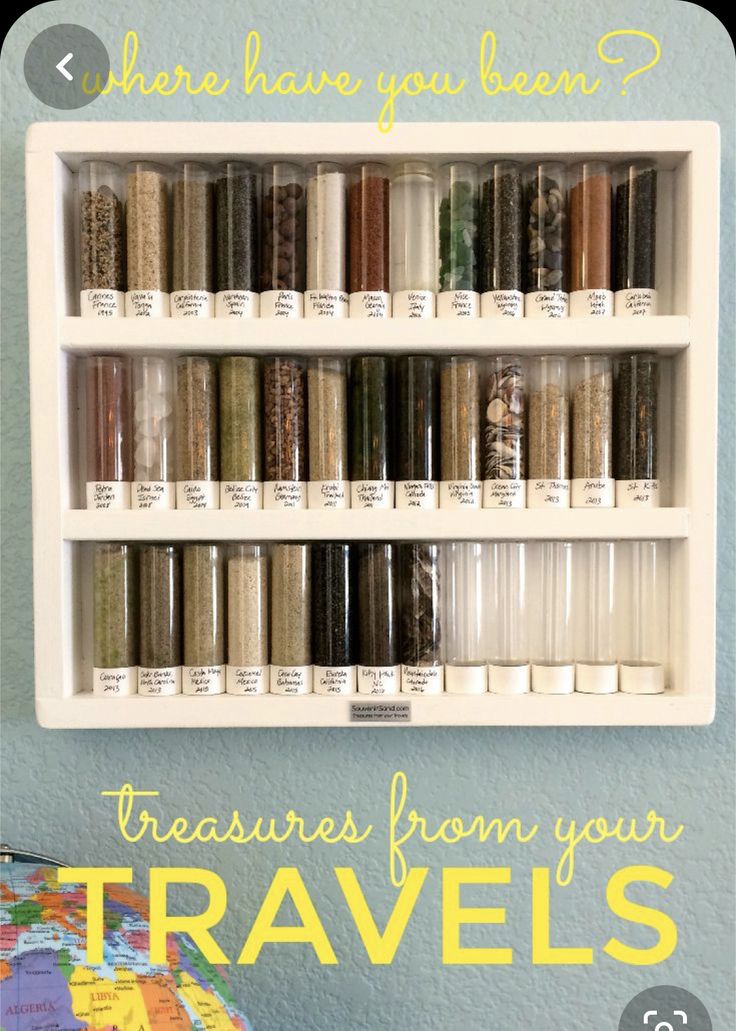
1, 2, 734, 1028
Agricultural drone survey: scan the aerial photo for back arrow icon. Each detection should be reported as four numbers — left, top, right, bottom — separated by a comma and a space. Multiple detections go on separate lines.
56, 53, 73, 81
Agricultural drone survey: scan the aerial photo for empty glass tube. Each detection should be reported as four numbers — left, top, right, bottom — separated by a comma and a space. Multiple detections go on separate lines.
349, 356, 393, 509
391, 161, 436, 317
357, 543, 399, 694
214, 160, 260, 318
570, 355, 614, 508
219, 356, 262, 510
614, 353, 659, 507
125, 160, 169, 316
573, 541, 617, 694
260, 161, 306, 317
396, 356, 438, 509
479, 160, 523, 317
399, 543, 443, 693
527, 356, 570, 508
85, 356, 132, 510
568, 161, 613, 317
227, 544, 269, 694
530, 541, 574, 694
305, 161, 348, 317
439, 356, 481, 508
348, 161, 391, 318
485, 542, 530, 694
523, 162, 568, 318
79, 160, 124, 317
617, 541, 668, 694
172, 162, 215, 317
132, 357, 175, 510
138, 544, 181, 696
444, 542, 487, 694
262, 357, 307, 509
182, 544, 225, 695
308, 357, 348, 509
483, 355, 526, 509
437, 162, 479, 317
175, 357, 218, 510
270, 544, 312, 694
312, 543, 355, 694
93, 543, 137, 696
614, 160, 658, 315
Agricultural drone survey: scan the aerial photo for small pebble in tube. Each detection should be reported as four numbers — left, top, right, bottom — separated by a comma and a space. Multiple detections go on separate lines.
570, 355, 614, 508
263, 357, 307, 510
437, 162, 479, 318
391, 161, 436, 318
175, 357, 219, 510
138, 544, 181, 696
227, 544, 269, 695
182, 544, 225, 695
568, 160, 613, 317
219, 356, 262, 510
530, 541, 574, 694
485, 541, 529, 694
171, 161, 215, 318
400, 543, 443, 694
260, 162, 306, 318
349, 356, 394, 509
396, 356, 439, 509
523, 162, 568, 318
617, 540, 668, 694
93, 543, 137, 696
215, 160, 260, 318
270, 544, 312, 694
573, 541, 617, 694
527, 356, 569, 509
349, 162, 390, 318
483, 355, 526, 509
125, 161, 169, 316
85, 356, 132, 510
614, 353, 659, 507
439, 356, 481, 509
305, 161, 348, 318
132, 357, 175, 510
443, 542, 487, 694
357, 543, 399, 694
308, 357, 348, 509
614, 160, 658, 316
79, 160, 124, 317
479, 160, 523, 318
312, 543, 355, 695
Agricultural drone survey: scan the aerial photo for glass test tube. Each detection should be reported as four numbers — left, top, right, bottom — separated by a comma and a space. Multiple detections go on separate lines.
175, 357, 218, 509
79, 160, 124, 317
396, 356, 438, 509
437, 162, 479, 317
573, 541, 617, 694
614, 160, 658, 316
439, 356, 481, 509
614, 353, 659, 507
270, 543, 312, 694
357, 543, 399, 694
215, 160, 260, 318
171, 161, 215, 317
568, 161, 613, 317
260, 161, 306, 317
227, 544, 269, 694
391, 161, 436, 317
527, 356, 570, 508
125, 161, 170, 316
617, 541, 668, 694
523, 162, 568, 318
530, 541, 574, 694
182, 544, 225, 695
132, 357, 175, 510
85, 356, 132, 509
348, 161, 391, 318
483, 355, 526, 509
399, 543, 443, 694
485, 542, 530, 694
444, 542, 487, 694
138, 544, 181, 696
479, 160, 523, 318
308, 357, 348, 509
219, 356, 262, 510
570, 355, 614, 508
312, 543, 355, 695
93, 543, 137, 696
262, 356, 307, 509
305, 161, 348, 318
349, 356, 393, 509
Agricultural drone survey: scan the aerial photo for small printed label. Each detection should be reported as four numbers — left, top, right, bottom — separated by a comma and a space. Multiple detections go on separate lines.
260, 289, 303, 318
401, 665, 444, 694
572, 477, 615, 508
350, 699, 411, 722
215, 290, 260, 319
396, 480, 437, 509
481, 289, 523, 318
392, 290, 435, 318
270, 665, 312, 695
125, 290, 169, 317
616, 479, 659, 508
307, 480, 349, 510
440, 480, 482, 509
357, 665, 400, 695
227, 665, 268, 695
264, 481, 308, 510
615, 288, 657, 317
570, 289, 614, 318
93, 667, 137, 696
437, 290, 479, 318
138, 666, 181, 696
171, 290, 214, 318
176, 480, 219, 510
305, 289, 349, 318
349, 291, 390, 319
313, 666, 357, 695
527, 479, 570, 508
220, 481, 262, 510
525, 290, 569, 318
483, 479, 526, 509
81, 289, 124, 318
183, 665, 224, 695
87, 481, 130, 510
132, 481, 174, 510
351, 480, 394, 509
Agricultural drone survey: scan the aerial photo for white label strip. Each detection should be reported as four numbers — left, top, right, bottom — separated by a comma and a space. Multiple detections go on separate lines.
182, 665, 224, 695
488, 663, 530, 695
176, 481, 219, 510
483, 479, 526, 509
313, 666, 357, 695
575, 662, 618, 695
569, 289, 614, 318
351, 480, 394, 509
307, 480, 349, 509
138, 666, 181, 696
263, 481, 308, 510
260, 289, 303, 318
80, 289, 124, 318
349, 291, 390, 319
531, 663, 575, 695
440, 481, 482, 509
215, 290, 260, 319
571, 478, 615, 508
86, 481, 130, 510
227, 665, 269, 695
395, 480, 438, 509
480, 290, 523, 318
93, 667, 137, 696
527, 479, 570, 508
170, 290, 215, 318
445, 665, 487, 695
614, 288, 657, 317
401, 665, 444, 694
270, 665, 312, 695
125, 290, 169, 317
392, 290, 435, 318
357, 665, 400, 695
524, 291, 569, 318
436, 290, 479, 318
616, 480, 659, 508
304, 290, 349, 318
132, 481, 175, 510
220, 481, 263, 510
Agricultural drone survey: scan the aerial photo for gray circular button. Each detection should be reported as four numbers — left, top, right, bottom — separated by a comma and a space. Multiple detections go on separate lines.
620, 986, 712, 1031
24, 24, 109, 110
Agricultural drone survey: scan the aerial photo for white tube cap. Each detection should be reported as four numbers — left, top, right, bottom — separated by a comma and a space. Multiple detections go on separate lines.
575, 662, 618, 695
489, 663, 530, 695
619, 663, 665, 694
531, 663, 575, 695
445, 664, 487, 695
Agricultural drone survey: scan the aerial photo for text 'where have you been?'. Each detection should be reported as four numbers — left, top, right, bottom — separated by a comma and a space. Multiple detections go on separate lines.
82, 29, 662, 131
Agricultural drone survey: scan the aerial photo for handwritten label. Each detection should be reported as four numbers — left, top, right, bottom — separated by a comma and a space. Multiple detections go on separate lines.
270, 665, 312, 695
357, 665, 400, 695
260, 289, 303, 318
220, 481, 262, 510
437, 290, 479, 318
615, 288, 657, 317
87, 481, 130, 510
80, 289, 124, 318
183, 665, 224, 695
138, 666, 181, 696
313, 666, 357, 696
396, 480, 437, 509
570, 289, 613, 318
171, 290, 214, 318
392, 290, 435, 318
616, 479, 659, 508
440, 480, 482, 509
125, 290, 169, 317
215, 290, 260, 319
525, 290, 569, 319
349, 291, 390, 319
527, 478, 570, 508
264, 481, 308, 510
305, 289, 349, 318
93, 667, 137, 696
307, 480, 349, 510
483, 479, 526, 509
572, 477, 615, 508
481, 289, 523, 318
351, 480, 394, 509
350, 699, 411, 722
401, 665, 444, 694
133, 480, 174, 510
176, 480, 219, 510
226, 665, 268, 695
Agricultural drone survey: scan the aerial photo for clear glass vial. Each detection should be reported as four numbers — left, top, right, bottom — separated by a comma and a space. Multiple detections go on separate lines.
523, 161, 568, 317
483, 355, 526, 509
138, 544, 181, 696
437, 161, 479, 317
262, 356, 307, 510
125, 160, 170, 316
391, 161, 436, 317
396, 356, 439, 509
175, 357, 219, 510
568, 160, 613, 317
305, 161, 348, 317
308, 357, 348, 509
479, 160, 523, 317
573, 541, 617, 694
260, 161, 306, 317
85, 355, 132, 510
270, 543, 312, 694
219, 356, 262, 510
312, 543, 355, 695
182, 543, 225, 695
349, 356, 394, 509
79, 160, 125, 317
439, 356, 481, 509
348, 161, 390, 317
132, 357, 175, 510
527, 356, 570, 508
214, 160, 260, 318
93, 542, 137, 696
227, 544, 269, 695
171, 161, 215, 317
570, 355, 614, 508
614, 353, 659, 508
614, 160, 658, 315
617, 540, 668, 694
485, 541, 530, 694
530, 541, 575, 694
443, 542, 487, 694
399, 543, 443, 694
357, 543, 400, 695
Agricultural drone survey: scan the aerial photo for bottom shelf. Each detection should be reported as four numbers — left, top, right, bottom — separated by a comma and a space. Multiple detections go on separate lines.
37, 692, 714, 729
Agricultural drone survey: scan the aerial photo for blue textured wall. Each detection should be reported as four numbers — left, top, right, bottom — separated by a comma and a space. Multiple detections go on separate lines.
1, 3, 734, 1028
